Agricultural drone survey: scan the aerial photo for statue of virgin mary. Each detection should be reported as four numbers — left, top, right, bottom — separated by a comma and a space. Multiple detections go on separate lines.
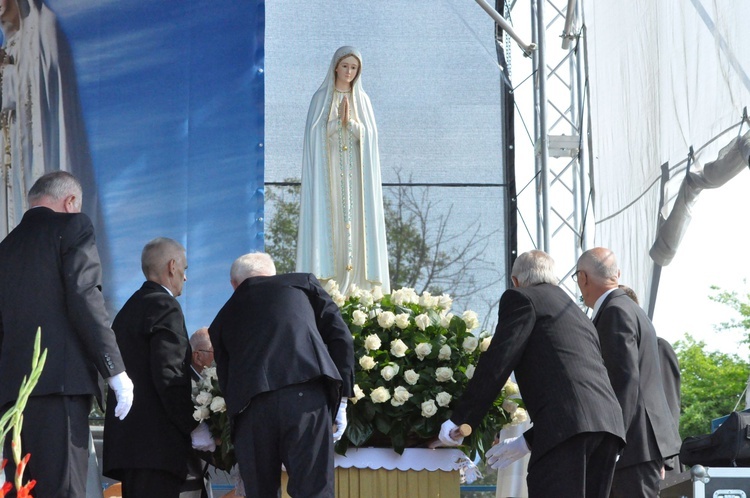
297, 46, 390, 295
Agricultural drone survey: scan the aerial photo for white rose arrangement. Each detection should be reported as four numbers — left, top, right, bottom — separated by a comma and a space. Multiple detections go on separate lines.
331, 282, 524, 458
191, 364, 234, 470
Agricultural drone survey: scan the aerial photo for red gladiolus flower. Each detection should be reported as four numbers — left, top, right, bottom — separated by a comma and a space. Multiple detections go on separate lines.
15, 453, 31, 480
16, 479, 36, 498
0, 481, 13, 498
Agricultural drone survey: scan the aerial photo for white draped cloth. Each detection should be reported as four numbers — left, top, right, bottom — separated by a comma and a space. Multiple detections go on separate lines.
0, 0, 96, 238
296, 46, 390, 295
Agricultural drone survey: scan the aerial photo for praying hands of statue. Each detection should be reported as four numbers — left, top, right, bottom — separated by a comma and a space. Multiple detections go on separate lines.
339, 96, 350, 127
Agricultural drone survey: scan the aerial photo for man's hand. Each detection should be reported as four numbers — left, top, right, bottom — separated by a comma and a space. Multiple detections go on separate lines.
191, 422, 216, 452
438, 419, 464, 446
107, 371, 134, 420
486, 436, 530, 470
332, 398, 348, 442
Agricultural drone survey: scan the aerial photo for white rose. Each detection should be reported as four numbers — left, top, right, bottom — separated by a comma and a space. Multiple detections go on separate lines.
391, 289, 407, 306
462, 310, 479, 331
439, 312, 454, 328
202, 366, 218, 380
406, 288, 420, 304
380, 364, 400, 381
372, 286, 384, 302
435, 367, 454, 383
419, 292, 437, 309
348, 283, 361, 298
462, 336, 479, 353
438, 294, 453, 310
359, 355, 376, 371
421, 399, 438, 418
438, 345, 452, 360
378, 311, 396, 329
359, 291, 374, 307
435, 391, 452, 407
480, 336, 492, 352
352, 310, 367, 326
195, 391, 213, 406
193, 406, 210, 422
370, 386, 391, 403
403, 369, 420, 385
369, 308, 382, 319
323, 279, 339, 294
391, 386, 412, 406
364, 334, 382, 351
390, 339, 408, 358
466, 364, 476, 380
502, 399, 519, 413
504, 379, 520, 396
395, 313, 411, 330
210, 396, 227, 413
512, 407, 529, 425
414, 342, 432, 360
331, 291, 346, 307
415, 313, 431, 331
352, 384, 365, 404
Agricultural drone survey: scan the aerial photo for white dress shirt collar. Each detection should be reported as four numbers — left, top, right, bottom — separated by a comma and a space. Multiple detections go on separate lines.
591, 287, 618, 321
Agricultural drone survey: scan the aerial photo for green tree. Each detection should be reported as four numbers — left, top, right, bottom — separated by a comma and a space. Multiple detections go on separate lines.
264, 177, 503, 309
264, 180, 301, 274
710, 281, 750, 344
674, 334, 749, 439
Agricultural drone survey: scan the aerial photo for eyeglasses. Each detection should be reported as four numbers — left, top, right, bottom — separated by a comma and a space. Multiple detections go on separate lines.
571, 270, 583, 282
198, 349, 214, 355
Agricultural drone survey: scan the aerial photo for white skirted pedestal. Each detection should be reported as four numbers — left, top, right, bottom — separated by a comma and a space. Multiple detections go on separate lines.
282, 448, 467, 498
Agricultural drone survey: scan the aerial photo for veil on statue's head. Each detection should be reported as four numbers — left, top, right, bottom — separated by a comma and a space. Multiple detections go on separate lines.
309, 46, 367, 130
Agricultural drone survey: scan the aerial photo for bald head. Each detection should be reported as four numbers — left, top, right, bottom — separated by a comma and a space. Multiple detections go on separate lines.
230, 252, 276, 289
575, 247, 620, 307
190, 327, 213, 372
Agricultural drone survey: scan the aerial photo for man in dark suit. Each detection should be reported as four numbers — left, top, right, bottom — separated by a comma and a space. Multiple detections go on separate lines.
209, 252, 354, 498
103, 237, 215, 498
576, 247, 682, 497
183, 327, 214, 498
0, 171, 134, 498
439, 250, 626, 498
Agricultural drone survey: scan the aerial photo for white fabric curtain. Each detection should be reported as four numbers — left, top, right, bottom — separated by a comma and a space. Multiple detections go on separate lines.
582, 0, 750, 312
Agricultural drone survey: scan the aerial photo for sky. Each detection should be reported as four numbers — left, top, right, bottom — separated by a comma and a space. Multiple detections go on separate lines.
652, 170, 750, 359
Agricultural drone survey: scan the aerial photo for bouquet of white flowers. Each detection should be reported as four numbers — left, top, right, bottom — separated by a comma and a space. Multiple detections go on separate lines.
327, 282, 526, 458
191, 365, 235, 471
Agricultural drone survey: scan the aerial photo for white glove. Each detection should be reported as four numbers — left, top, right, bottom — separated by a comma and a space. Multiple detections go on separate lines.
486, 435, 530, 470
107, 371, 134, 420
333, 398, 348, 442
438, 419, 464, 446
191, 422, 216, 452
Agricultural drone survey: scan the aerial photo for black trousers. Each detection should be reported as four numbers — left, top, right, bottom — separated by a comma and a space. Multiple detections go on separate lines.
234, 380, 334, 498
610, 459, 663, 498
527, 431, 621, 498
2, 395, 91, 498
120, 468, 184, 498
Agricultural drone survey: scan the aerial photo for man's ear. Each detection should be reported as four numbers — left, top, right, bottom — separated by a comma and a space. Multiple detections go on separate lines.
511, 276, 519, 288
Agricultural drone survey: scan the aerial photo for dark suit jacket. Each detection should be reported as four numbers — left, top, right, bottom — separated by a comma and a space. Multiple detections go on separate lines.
0, 207, 124, 409
593, 289, 682, 468
451, 284, 626, 466
209, 273, 354, 420
658, 337, 682, 472
103, 281, 197, 480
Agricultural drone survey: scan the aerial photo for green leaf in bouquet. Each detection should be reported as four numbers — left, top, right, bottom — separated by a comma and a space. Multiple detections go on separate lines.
390, 428, 407, 455
374, 414, 393, 436
347, 415, 374, 446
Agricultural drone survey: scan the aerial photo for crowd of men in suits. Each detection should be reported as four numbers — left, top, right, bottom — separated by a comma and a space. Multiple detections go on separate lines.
0, 171, 682, 498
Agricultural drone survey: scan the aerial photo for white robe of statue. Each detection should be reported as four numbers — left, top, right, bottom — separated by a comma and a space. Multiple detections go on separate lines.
297, 46, 390, 295
0, 0, 97, 238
